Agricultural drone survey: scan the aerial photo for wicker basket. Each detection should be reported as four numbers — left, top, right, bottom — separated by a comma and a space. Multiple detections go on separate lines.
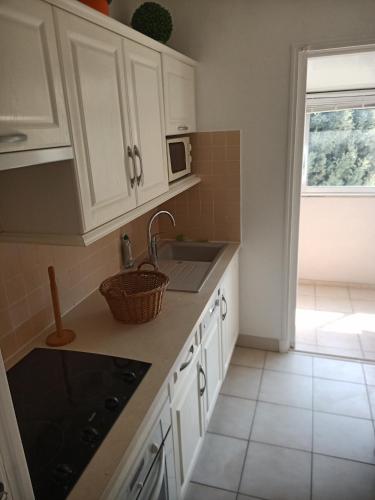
99, 261, 169, 324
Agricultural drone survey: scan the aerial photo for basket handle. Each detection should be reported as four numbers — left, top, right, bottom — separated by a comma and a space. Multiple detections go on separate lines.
137, 260, 158, 271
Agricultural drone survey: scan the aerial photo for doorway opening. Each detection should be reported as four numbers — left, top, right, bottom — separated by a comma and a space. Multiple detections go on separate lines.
289, 45, 375, 360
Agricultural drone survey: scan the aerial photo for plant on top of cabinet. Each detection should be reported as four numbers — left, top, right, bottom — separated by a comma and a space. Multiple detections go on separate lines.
131, 2, 173, 43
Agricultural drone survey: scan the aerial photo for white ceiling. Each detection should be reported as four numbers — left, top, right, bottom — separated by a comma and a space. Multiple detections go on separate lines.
307, 51, 375, 93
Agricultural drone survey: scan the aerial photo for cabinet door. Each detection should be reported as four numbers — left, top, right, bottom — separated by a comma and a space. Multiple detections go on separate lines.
55, 10, 136, 231
162, 55, 196, 135
221, 254, 240, 375
0, 0, 69, 153
123, 40, 168, 205
201, 309, 222, 426
171, 350, 204, 496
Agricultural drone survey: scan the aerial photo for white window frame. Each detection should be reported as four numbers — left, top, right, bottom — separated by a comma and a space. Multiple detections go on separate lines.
301, 91, 375, 196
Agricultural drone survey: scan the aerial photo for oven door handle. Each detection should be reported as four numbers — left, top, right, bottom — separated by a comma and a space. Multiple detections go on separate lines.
142, 443, 166, 500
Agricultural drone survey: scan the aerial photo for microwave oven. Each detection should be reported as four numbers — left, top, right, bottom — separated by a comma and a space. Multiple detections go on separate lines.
166, 136, 192, 182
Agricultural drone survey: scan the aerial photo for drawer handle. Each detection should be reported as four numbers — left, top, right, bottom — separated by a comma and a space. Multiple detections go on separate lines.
221, 295, 228, 321
127, 146, 136, 188
199, 366, 206, 397
0, 132, 27, 144
177, 125, 188, 131
179, 345, 194, 371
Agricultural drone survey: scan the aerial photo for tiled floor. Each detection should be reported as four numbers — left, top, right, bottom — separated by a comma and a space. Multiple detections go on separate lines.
185, 347, 375, 500
295, 282, 375, 361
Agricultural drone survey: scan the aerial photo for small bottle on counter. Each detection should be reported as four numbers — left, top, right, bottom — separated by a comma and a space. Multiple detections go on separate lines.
121, 234, 134, 269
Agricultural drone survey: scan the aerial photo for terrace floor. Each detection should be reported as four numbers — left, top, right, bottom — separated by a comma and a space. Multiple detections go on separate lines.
295, 282, 375, 361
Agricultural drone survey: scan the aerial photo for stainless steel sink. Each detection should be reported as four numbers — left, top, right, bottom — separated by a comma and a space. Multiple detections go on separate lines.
157, 241, 226, 292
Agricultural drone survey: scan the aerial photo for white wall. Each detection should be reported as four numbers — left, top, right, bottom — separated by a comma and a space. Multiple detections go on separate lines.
298, 196, 375, 285
113, 0, 375, 340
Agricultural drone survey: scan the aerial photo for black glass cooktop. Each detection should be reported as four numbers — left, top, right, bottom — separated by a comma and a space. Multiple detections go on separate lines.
7, 348, 151, 500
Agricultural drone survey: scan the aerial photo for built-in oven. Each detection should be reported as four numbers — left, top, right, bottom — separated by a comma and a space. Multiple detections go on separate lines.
120, 399, 177, 500
166, 136, 192, 182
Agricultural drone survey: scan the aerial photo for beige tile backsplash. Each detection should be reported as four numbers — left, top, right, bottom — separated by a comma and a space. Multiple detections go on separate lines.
0, 211, 157, 362
159, 131, 241, 241
0, 130, 240, 362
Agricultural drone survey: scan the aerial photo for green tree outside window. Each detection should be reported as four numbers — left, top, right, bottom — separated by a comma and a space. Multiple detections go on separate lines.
307, 108, 375, 187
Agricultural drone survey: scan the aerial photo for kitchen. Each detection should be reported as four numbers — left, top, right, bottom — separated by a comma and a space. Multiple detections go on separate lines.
1, 1, 375, 499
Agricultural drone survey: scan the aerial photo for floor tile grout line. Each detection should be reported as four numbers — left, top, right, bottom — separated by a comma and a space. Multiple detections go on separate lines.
202, 429, 375, 469
248, 439, 375, 468
235, 365, 266, 497
262, 366, 368, 386
220, 391, 375, 421
358, 333, 367, 360
312, 451, 375, 468
206, 429, 248, 443
190, 479, 237, 495
361, 363, 375, 438
230, 362, 266, 370
294, 346, 373, 364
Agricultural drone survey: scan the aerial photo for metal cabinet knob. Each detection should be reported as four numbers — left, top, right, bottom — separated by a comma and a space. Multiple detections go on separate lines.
177, 125, 188, 131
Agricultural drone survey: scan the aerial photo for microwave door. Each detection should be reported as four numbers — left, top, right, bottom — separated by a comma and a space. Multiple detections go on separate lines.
169, 142, 187, 175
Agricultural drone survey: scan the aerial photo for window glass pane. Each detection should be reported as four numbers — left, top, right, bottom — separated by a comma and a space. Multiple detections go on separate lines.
306, 108, 375, 187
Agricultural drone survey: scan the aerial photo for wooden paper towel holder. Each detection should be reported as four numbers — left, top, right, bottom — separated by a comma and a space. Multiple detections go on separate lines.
46, 266, 76, 347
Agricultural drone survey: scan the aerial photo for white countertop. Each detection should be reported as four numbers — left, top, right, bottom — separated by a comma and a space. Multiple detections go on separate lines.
8, 242, 240, 500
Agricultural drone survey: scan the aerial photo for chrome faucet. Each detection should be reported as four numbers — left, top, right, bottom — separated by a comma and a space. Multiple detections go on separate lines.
147, 210, 176, 266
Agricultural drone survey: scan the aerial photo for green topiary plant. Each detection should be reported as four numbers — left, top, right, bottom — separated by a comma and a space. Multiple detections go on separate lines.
131, 2, 173, 44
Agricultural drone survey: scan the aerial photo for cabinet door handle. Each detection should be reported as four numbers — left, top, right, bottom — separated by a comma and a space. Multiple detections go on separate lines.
209, 298, 220, 316
179, 345, 194, 371
177, 125, 188, 131
221, 295, 228, 321
127, 146, 136, 188
147, 444, 166, 500
0, 482, 8, 500
133, 145, 144, 186
199, 366, 206, 397
0, 132, 27, 144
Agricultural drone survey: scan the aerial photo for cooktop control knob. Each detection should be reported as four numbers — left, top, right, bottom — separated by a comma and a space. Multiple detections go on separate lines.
122, 370, 137, 383
81, 426, 100, 444
105, 396, 120, 410
52, 464, 73, 483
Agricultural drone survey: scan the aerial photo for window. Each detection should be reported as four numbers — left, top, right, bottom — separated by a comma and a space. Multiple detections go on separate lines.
302, 92, 375, 193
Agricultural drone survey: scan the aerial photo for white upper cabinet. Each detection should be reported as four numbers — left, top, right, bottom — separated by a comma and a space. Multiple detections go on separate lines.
0, 0, 70, 153
55, 10, 137, 230
123, 40, 168, 205
162, 55, 196, 135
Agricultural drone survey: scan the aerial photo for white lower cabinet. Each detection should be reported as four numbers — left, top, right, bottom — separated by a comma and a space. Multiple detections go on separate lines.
170, 255, 240, 499
201, 298, 222, 427
221, 253, 240, 376
171, 344, 204, 498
